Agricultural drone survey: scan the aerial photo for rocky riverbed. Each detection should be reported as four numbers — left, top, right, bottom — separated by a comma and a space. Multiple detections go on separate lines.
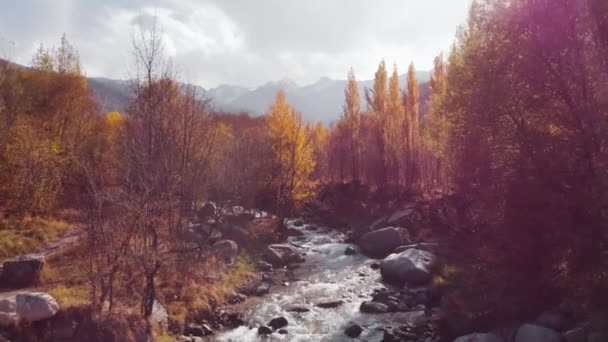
214, 218, 440, 342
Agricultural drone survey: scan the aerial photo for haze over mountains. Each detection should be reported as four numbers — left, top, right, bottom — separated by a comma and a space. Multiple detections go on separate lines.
88, 71, 431, 123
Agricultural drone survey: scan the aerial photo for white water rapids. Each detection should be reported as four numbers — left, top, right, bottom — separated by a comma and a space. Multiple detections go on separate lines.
216, 219, 422, 342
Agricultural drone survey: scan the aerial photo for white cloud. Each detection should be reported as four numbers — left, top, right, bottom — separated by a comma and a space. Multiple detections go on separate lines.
0, 0, 472, 88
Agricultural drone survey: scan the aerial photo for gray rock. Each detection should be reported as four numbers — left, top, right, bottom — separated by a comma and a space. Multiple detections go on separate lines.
514, 324, 561, 342
380, 248, 435, 286
358, 227, 410, 258
268, 316, 288, 330
185, 323, 208, 337
344, 246, 357, 255
16, 292, 59, 322
255, 284, 270, 296
265, 244, 301, 266
1, 256, 45, 288
285, 304, 309, 313
316, 300, 343, 309
258, 325, 272, 335
454, 333, 504, 342
257, 261, 273, 272
278, 328, 288, 334
360, 301, 389, 314
212, 240, 238, 265
344, 323, 363, 338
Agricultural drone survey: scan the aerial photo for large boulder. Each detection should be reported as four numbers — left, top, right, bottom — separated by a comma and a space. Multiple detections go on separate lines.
454, 333, 504, 342
1, 255, 45, 288
265, 244, 302, 266
387, 208, 422, 227
358, 227, 410, 258
16, 292, 59, 322
212, 240, 239, 265
514, 324, 561, 342
380, 248, 435, 286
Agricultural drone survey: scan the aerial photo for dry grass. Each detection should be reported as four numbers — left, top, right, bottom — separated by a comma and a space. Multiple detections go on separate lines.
40, 241, 91, 309
162, 253, 256, 325
0, 213, 75, 261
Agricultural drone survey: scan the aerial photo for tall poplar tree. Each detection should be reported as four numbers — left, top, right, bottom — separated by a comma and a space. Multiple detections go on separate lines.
342, 68, 362, 181
404, 62, 420, 188
365, 61, 388, 186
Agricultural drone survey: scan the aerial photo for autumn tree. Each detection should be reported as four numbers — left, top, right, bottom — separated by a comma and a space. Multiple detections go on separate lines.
365, 61, 388, 186
430, 0, 608, 316
342, 68, 362, 182
267, 90, 317, 213
422, 54, 448, 190
404, 63, 420, 188
385, 65, 405, 184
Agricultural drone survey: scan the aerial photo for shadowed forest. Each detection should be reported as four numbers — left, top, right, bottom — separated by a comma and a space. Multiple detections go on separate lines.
0, 1, 607, 341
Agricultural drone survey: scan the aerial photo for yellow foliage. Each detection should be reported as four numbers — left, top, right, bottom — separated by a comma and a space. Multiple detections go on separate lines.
267, 90, 317, 209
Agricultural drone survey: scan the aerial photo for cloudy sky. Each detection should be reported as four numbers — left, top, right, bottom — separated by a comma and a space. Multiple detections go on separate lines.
0, 0, 472, 89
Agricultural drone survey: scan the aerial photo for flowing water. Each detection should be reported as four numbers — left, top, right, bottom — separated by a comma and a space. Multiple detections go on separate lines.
216, 219, 421, 342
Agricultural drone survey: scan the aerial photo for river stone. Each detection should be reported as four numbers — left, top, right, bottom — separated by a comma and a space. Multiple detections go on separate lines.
185, 323, 210, 337
358, 227, 410, 258
257, 261, 273, 272
454, 333, 504, 342
16, 292, 59, 322
380, 248, 435, 286
212, 240, 238, 265
344, 246, 357, 255
1, 255, 45, 288
278, 329, 288, 334
285, 304, 309, 313
514, 324, 561, 342
255, 284, 270, 296
268, 316, 288, 330
344, 323, 363, 337
265, 244, 301, 266
258, 326, 273, 335
360, 301, 389, 314
316, 300, 343, 309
